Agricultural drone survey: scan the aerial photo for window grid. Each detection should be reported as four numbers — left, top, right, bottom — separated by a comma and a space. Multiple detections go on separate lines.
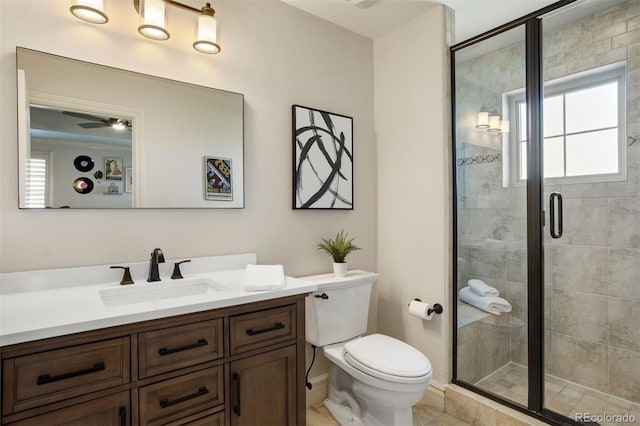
510, 63, 625, 185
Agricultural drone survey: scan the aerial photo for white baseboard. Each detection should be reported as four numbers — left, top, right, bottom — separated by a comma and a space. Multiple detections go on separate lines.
305, 373, 329, 407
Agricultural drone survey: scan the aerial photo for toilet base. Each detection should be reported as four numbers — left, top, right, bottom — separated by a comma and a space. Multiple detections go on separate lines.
324, 397, 415, 426
324, 399, 365, 426
323, 361, 421, 426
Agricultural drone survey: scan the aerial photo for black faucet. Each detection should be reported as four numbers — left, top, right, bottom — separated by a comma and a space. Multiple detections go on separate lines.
147, 248, 165, 282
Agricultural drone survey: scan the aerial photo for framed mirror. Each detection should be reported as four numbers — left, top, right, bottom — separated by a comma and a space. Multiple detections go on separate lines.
17, 48, 244, 209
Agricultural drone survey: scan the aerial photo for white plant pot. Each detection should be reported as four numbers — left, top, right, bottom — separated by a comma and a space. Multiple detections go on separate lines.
333, 262, 348, 277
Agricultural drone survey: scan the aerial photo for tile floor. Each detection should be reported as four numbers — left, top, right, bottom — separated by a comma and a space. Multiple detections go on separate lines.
306, 402, 471, 426
476, 363, 640, 425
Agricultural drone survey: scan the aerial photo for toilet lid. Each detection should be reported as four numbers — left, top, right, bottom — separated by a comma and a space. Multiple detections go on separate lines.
343, 334, 432, 382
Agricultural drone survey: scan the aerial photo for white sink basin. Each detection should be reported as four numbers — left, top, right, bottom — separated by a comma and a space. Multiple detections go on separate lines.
99, 278, 229, 307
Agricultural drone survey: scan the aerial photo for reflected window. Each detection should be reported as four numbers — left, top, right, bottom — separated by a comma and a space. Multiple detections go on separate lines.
509, 62, 625, 183
25, 152, 51, 208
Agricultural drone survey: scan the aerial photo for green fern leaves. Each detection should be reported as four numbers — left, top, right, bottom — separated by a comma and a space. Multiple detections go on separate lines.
317, 230, 361, 263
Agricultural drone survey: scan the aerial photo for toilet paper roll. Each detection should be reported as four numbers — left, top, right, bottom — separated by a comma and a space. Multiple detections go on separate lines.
408, 300, 434, 320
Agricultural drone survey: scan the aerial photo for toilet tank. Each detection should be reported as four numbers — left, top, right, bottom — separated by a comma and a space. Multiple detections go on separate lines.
302, 271, 379, 347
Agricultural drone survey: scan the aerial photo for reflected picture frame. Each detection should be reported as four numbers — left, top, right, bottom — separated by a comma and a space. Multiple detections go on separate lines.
204, 156, 233, 201
104, 156, 124, 181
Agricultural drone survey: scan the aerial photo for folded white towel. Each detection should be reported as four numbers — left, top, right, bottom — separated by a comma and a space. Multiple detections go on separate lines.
459, 286, 512, 315
468, 279, 500, 297
243, 264, 286, 291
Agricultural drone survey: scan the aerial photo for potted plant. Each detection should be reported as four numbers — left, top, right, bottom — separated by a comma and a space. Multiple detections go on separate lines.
317, 230, 361, 277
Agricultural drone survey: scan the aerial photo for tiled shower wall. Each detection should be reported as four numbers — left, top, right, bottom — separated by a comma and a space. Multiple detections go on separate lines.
456, 1, 640, 403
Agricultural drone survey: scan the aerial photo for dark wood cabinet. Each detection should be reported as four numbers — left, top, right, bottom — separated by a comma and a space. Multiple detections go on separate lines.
230, 346, 297, 426
8, 390, 130, 426
0, 295, 306, 426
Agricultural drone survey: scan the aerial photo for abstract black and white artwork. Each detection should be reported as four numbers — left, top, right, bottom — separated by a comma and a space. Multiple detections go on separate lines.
292, 105, 353, 210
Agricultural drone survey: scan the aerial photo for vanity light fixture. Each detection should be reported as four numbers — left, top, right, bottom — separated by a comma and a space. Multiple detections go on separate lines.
134, 0, 221, 53
193, 4, 220, 54
70, 0, 109, 24
137, 0, 169, 40
69, 0, 221, 54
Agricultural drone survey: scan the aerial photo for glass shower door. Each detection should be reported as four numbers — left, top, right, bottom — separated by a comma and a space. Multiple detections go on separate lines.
453, 24, 530, 407
540, 1, 640, 422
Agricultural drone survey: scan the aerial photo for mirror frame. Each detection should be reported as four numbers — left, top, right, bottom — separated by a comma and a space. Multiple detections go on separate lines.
17, 47, 245, 209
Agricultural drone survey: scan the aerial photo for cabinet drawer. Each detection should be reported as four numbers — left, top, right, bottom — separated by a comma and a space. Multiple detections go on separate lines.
139, 366, 224, 425
8, 391, 130, 426
3, 338, 130, 414
139, 319, 223, 378
164, 410, 224, 426
230, 305, 296, 355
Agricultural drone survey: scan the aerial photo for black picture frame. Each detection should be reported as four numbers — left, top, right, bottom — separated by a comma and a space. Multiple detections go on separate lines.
292, 104, 353, 210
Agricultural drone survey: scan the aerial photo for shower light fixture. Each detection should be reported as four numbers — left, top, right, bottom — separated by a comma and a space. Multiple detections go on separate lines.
476, 105, 489, 129
498, 119, 509, 135
476, 106, 509, 135
487, 111, 501, 133
69, 0, 221, 54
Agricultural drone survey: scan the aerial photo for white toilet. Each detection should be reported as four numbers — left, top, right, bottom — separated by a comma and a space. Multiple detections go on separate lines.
303, 270, 432, 426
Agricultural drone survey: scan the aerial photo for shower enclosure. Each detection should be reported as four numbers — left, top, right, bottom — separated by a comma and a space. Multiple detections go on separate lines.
452, 0, 640, 424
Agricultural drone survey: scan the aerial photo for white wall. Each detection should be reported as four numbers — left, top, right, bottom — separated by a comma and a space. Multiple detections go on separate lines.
0, 1, 376, 275
1, 0, 454, 389
374, 5, 452, 385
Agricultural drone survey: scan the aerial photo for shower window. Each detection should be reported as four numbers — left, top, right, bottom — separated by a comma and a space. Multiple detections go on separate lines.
506, 62, 626, 185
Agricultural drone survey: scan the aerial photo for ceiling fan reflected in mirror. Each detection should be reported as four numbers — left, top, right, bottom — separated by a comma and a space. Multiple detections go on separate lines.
62, 111, 132, 131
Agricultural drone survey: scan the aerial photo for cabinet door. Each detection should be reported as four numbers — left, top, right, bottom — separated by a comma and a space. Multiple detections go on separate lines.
230, 345, 296, 426
9, 391, 130, 426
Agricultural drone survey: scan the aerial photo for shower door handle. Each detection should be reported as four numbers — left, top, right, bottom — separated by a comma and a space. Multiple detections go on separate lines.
549, 192, 563, 239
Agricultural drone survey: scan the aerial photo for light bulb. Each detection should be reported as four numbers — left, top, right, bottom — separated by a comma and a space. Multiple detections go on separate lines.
193, 6, 221, 54
487, 114, 501, 133
138, 0, 169, 40
70, 0, 108, 24
476, 111, 489, 129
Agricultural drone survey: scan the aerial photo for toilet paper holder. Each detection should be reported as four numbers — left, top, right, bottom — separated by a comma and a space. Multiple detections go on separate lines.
408, 298, 443, 315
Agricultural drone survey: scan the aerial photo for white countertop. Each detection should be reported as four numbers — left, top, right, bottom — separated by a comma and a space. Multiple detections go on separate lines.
0, 254, 317, 348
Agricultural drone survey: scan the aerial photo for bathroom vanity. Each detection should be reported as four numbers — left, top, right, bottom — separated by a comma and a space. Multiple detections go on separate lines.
0, 254, 315, 425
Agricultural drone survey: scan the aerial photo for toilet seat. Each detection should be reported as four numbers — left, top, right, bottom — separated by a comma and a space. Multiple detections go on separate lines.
343, 334, 432, 384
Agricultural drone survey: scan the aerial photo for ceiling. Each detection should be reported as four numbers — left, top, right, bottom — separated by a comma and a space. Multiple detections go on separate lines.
281, 0, 558, 43
30, 106, 132, 146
